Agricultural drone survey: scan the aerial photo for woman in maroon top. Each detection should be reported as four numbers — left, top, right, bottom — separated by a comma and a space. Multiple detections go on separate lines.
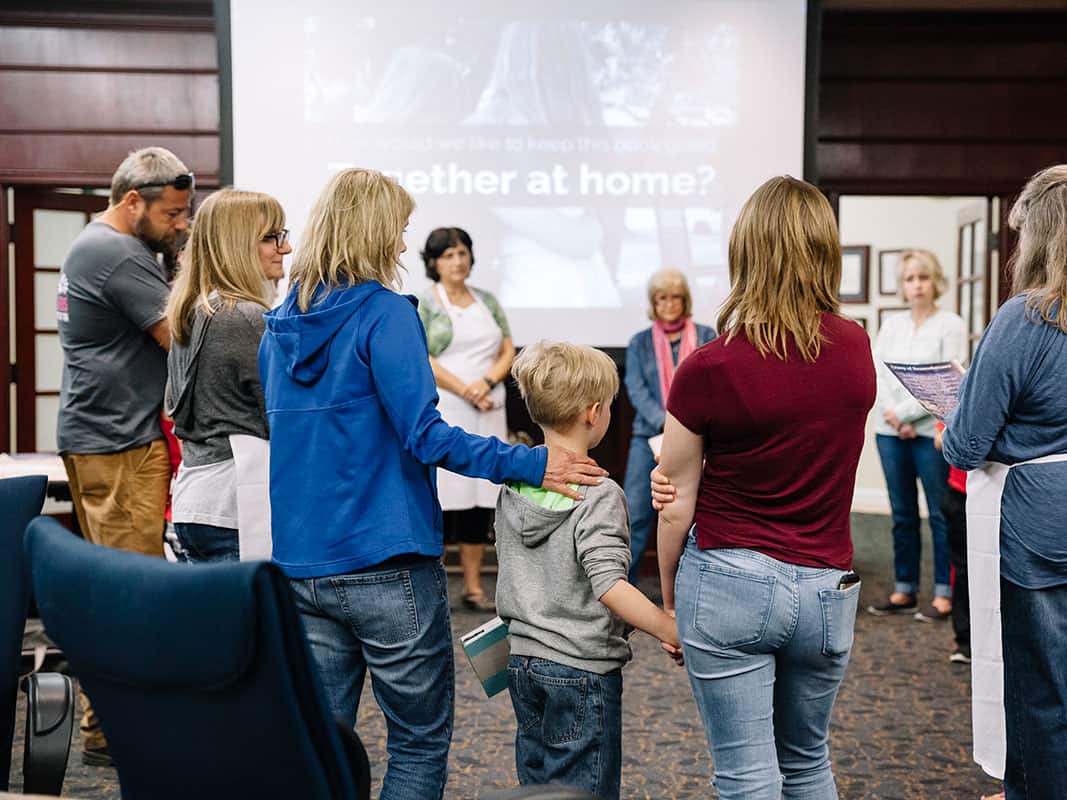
655, 176, 876, 800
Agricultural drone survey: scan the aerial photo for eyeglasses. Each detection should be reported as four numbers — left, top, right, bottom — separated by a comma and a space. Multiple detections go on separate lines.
134, 173, 196, 192
262, 229, 290, 249
653, 293, 685, 305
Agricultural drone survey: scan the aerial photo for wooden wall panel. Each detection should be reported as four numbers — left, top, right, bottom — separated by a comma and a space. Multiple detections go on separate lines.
0, 27, 216, 70
0, 73, 219, 132
822, 41, 1067, 79
0, 13, 218, 187
820, 81, 1067, 141
817, 142, 1067, 195
0, 134, 219, 186
817, 11, 1067, 196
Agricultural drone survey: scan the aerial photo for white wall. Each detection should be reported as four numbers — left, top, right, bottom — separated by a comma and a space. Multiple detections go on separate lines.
839, 195, 986, 515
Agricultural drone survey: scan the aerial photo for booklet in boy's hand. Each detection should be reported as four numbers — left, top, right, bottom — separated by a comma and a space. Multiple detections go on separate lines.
460, 616, 510, 698
884, 361, 965, 422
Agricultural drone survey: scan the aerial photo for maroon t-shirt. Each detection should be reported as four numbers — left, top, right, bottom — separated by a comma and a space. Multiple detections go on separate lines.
666, 313, 876, 569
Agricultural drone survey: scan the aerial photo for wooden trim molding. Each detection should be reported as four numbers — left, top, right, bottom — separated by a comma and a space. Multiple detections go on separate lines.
0, 187, 10, 452
0, 11, 214, 33
12, 196, 36, 452
0, 65, 218, 75
0, 129, 219, 137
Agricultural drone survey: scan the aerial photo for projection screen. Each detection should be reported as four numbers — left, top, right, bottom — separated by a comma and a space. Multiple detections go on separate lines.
229, 0, 809, 346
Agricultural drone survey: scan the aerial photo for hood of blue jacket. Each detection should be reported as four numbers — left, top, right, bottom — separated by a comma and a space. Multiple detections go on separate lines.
262, 280, 399, 386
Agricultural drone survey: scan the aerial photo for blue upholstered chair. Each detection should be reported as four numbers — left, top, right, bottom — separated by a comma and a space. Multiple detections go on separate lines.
0, 476, 46, 790
25, 515, 371, 800
0, 476, 74, 795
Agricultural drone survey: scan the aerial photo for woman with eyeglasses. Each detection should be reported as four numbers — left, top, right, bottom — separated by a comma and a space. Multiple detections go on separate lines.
623, 269, 715, 584
164, 189, 291, 562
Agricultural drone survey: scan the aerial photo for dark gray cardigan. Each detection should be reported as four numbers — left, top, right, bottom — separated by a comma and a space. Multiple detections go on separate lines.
165, 300, 269, 467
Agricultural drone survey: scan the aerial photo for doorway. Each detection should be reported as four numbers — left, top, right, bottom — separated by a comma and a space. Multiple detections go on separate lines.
7, 189, 108, 454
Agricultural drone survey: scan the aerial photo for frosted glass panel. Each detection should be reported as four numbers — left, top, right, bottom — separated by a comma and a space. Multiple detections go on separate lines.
35, 395, 59, 452
34, 271, 60, 330
35, 333, 63, 392
33, 209, 86, 268
960, 225, 973, 278
974, 219, 986, 278
971, 280, 986, 336
959, 280, 972, 322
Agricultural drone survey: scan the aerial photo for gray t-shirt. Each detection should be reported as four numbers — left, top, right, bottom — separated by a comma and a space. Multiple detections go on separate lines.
56, 221, 169, 454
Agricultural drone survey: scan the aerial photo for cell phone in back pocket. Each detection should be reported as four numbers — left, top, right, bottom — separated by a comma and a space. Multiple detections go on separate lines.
838, 571, 861, 590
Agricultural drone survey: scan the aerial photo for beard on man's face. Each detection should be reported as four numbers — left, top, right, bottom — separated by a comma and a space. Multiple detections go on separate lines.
132, 214, 173, 254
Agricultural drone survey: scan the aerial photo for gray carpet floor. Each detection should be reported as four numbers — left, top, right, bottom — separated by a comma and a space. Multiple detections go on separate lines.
9, 513, 1003, 799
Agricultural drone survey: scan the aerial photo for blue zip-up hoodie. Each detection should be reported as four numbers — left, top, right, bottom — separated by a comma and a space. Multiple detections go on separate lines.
258, 280, 547, 578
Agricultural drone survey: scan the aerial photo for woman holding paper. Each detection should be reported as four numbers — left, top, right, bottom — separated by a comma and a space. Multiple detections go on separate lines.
868, 250, 966, 620
622, 268, 715, 583
165, 189, 290, 562
942, 164, 1067, 798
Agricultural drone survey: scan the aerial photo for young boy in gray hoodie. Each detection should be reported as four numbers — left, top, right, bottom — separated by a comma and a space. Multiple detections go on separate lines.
496, 341, 682, 800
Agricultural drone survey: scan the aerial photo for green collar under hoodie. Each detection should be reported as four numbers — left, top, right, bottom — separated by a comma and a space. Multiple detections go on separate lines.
494, 478, 632, 675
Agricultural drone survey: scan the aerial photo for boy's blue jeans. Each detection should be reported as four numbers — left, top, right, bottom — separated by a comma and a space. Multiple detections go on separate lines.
507, 656, 623, 800
289, 556, 453, 800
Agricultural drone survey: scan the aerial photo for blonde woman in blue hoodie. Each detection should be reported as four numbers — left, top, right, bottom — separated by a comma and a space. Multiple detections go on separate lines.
257, 168, 605, 800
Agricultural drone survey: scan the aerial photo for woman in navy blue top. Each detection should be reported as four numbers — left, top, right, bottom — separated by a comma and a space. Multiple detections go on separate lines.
622, 269, 714, 583
943, 164, 1067, 800
258, 169, 605, 800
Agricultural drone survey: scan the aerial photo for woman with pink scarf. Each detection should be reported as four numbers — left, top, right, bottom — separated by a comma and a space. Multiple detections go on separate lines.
623, 269, 716, 583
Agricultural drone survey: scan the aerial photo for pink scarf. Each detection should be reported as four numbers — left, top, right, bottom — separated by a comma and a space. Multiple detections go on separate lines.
652, 317, 698, 407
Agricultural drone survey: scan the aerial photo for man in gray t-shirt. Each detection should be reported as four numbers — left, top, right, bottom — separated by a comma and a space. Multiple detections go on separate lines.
55, 146, 191, 767
57, 222, 171, 454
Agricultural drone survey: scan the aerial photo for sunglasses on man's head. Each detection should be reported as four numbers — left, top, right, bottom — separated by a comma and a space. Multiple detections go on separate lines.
134, 173, 196, 192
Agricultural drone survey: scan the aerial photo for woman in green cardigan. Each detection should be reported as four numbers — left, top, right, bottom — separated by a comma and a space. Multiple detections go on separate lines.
418, 227, 514, 612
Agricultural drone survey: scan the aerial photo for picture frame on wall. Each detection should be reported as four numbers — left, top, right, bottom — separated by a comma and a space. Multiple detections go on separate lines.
878, 306, 909, 328
879, 249, 904, 296
840, 245, 869, 304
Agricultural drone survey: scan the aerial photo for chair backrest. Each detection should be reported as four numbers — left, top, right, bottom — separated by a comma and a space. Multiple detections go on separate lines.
0, 475, 47, 791
25, 516, 363, 800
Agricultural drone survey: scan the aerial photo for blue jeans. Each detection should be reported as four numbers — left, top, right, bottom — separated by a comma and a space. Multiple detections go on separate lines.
1001, 577, 1067, 800
875, 434, 952, 598
675, 543, 858, 800
507, 656, 623, 800
289, 556, 453, 800
623, 435, 657, 583
174, 522, 239, 563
